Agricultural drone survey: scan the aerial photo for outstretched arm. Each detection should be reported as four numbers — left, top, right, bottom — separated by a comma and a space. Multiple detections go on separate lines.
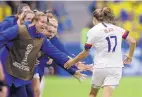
64, 49, 89, 69
64, 29, 94, 69
50, 36, 74, 57
50, 36, 92, 71
41, 39, 78, 75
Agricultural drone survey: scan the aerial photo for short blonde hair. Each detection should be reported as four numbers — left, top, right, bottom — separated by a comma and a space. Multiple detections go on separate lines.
49, 18, 58, 28
34, 11, 48, 22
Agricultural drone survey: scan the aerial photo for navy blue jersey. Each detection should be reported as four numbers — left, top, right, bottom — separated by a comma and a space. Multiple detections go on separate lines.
0, 25, 77, 83
0, 16, 33, 87
0, 16, 17, 31
50, 36, 74, 57
0, 16, 32, 87
38, 36, 77, 76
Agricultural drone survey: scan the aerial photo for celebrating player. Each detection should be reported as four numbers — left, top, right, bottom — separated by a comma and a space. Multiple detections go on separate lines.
0, 3, 33, 97
31, 14, 90, 97
64, 7, 136, 97
0, 11, 86, 97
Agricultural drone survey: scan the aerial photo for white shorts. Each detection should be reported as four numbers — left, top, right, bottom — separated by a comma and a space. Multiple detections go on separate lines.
91, 67, 122, 89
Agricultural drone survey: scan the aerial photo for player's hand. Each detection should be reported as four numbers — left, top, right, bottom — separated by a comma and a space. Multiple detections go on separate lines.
73, 70, 87, 82
46, 59, 53, 65
75, 62, 93, 71
0, 86, 7, 97
19, 11, 25, 20
123, 55, 132, 65
17, 11, 26, 25
64, 59, 75, 69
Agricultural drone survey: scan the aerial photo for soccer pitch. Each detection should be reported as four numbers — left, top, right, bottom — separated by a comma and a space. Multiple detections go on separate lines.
42, 76, 142, 97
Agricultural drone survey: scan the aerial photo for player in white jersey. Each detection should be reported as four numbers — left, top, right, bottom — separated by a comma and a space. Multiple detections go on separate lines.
64, 7, 136, 97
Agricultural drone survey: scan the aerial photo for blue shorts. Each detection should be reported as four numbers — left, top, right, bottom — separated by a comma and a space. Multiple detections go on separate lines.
8, 84, 28, 97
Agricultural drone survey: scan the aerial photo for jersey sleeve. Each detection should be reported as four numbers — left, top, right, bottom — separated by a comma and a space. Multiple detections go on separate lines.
41, 38, 69, 65
84, 29, 95, 50
120, 27, 129, 39
122, 30, 129, 39
50, 36, 74, 57
0, 20, 11, 31
0, 25, 18, 47
41, 38, 77, 75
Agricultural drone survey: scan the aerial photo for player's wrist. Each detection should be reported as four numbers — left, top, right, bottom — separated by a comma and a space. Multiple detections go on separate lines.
0, 80, 7, 91
127, 55, 132, 60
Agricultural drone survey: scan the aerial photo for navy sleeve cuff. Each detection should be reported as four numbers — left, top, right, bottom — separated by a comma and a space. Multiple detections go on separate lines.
122, 30, 129, 39
67, 66, 78, 75
84, 43, 92, 50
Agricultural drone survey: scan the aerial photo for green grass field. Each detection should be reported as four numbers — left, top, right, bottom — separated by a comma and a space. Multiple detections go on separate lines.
42, 76, 142, 97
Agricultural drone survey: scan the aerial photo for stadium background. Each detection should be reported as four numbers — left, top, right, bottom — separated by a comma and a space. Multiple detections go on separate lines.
0, 1, 142, 97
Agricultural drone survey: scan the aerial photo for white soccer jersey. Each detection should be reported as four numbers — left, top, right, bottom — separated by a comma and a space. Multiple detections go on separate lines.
85, 23, 129, 68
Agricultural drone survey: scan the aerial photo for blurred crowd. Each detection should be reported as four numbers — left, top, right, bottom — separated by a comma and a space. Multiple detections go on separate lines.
1, 1, 141, 42
0, 1, 72, 34
1, 1, 142, 43
81, 1, 142, 48
91, 1, 142, 41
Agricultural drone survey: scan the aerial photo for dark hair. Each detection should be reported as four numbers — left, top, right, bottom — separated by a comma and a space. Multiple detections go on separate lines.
33, 9, 39, 13
93, 7, 115, 24
45, 10, 53, 14
16, 3, 30, 14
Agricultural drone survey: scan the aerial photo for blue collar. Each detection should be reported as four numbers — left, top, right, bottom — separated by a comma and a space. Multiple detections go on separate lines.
28, 25, 44, 38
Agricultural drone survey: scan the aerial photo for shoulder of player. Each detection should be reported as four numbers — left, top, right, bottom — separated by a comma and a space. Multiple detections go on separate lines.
114, 25, 126, 33
87, 26, 100, 35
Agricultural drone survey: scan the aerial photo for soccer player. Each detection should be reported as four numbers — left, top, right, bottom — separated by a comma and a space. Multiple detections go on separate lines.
47, 18, 92, 70
64, 7, 136, 97
0, 12, 86, 97
45, 11, 91, 70
0, 3, 33, 97
22, 11, 87, 97
32, 15, 89, 97
38, 17, 92, 79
